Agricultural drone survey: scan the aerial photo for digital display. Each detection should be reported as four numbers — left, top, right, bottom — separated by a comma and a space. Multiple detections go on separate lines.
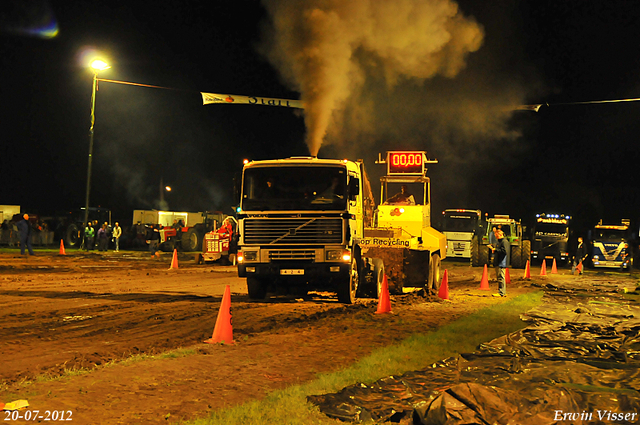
387, 151, 424, 175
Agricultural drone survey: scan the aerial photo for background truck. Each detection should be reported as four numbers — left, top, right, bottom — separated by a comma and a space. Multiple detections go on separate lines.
590, 219, 632, 269
362, 151, 446, 295
236, 155, 382, 303
531, 213, 571, 265
131, 209, 226, 252
471, 214, 530, 268
440, 209, 482, 261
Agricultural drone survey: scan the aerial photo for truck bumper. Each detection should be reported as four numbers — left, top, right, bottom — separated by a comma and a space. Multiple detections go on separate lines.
238, 262, 350, 280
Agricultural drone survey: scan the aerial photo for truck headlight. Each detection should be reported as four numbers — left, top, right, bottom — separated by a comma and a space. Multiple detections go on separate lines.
243, 251, 258, 262
326, 249, 349, 262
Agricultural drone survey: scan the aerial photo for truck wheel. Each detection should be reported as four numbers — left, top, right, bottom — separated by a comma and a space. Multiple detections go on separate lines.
182, 228, 200, 252
478, 244, 489, 266
511, 245, 522, 268
247, 277, 267, 300
338, 250, 360, 304
471, 236, 479, 267
65, 224, 81, 249
521, 240, 531, 268
371, 258, 384, 299
427, 253, 442, 294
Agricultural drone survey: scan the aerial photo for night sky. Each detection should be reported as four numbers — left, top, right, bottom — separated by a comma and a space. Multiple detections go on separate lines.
2, 1, 639, 235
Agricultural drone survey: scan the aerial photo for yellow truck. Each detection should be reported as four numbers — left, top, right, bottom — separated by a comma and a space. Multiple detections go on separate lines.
235, 151, 446, 302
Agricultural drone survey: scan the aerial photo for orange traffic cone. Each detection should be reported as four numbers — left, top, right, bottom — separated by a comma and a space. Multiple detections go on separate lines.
576, 262, 583, 274
438, 270, 449, 300
540, 260, 547, 276
523, 260, 531, 279
59, 239, 66, 255
169, 249, 179, 270
205, 284, 234, 345
375, 275, 392, 314
505, 267, 511, 285
551, 258, 558, 274
479, 264, 490, 290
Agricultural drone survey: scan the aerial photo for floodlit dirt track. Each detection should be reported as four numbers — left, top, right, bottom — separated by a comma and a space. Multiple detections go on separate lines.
0, 250, 581, 424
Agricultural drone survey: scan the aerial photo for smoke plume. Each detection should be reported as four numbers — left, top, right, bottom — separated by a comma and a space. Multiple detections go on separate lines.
260, 0, 486, 156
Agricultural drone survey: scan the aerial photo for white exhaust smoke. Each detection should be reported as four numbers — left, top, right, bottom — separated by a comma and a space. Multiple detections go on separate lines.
260, 0, 485, 156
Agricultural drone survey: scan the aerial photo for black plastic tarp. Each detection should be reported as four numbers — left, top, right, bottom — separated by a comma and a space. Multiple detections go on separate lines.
309, 279, 640, 424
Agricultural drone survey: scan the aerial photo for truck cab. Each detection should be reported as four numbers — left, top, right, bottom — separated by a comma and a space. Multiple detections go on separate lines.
591, 219, 631, 269
531, 213, 571, 265
236, 156, 375, 303
440, 209, 482, 260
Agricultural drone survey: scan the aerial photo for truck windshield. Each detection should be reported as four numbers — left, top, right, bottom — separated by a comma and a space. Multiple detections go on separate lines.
442, 213, 479, 232
242, 166, 347, 211
535, 223, 569, 236
594, 229, 626, 241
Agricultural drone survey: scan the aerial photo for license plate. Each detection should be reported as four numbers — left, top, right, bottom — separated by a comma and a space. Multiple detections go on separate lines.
605, 262, 617, 266
280, 269, 304, 275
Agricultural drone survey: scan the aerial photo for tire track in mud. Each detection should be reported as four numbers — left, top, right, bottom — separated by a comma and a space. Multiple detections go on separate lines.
0, 279, 362, 384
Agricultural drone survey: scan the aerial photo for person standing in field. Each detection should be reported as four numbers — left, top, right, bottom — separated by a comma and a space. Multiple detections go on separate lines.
490, 228, 509, 297
17, 214, 35, 256
112, 222, 122, 252
572, 236, 587, 275
84, 223, 95, 251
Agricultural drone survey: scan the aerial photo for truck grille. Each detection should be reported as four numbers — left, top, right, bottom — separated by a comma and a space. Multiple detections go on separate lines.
269, 250, 316, 261
243, 218, 343, 245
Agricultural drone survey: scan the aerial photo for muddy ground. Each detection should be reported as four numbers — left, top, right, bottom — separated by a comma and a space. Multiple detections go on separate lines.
0, 250, 596, 424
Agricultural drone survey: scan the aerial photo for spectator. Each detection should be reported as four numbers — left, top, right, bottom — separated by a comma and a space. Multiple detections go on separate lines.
112, 222, 122, 252
9, 219, 19, 247
17, 214, 35, 255
84, 223, 95, 251
147, 224, 160, 258
572, 236, 587, 275
490, 228, 510, 297
97, 223, 109, 251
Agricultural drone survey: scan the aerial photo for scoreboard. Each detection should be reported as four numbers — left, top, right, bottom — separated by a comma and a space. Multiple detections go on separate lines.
387, 151, 425, 175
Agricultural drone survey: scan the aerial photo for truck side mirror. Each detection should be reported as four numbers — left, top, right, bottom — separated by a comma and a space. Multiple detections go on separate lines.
348, 178, 360, 201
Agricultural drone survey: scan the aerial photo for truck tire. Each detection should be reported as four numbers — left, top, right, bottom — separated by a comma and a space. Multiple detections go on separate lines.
182, 228, 201, 252
478, 243, 489, 266
427, 253, 442, 294
370, 258, 385, 299
65, 224, 82, 249
471, 236, 480, 266
247, 277, 268, 300
338, 249, 360, 304
521, 240, 531, 268
511, 245, 522, 268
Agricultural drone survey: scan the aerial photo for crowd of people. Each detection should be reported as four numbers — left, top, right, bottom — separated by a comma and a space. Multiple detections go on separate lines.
1, 215, 52, 249
81, 220, 124, 252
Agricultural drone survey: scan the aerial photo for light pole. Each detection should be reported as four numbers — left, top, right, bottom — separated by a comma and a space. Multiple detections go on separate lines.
83, 59, 110, 227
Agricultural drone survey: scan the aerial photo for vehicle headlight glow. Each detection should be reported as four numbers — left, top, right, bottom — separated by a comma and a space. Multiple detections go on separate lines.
327, 250, 350, 262
243, 251, 258, 261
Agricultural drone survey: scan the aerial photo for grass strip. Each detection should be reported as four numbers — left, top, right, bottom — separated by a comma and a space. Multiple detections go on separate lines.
186, 291, 544, 425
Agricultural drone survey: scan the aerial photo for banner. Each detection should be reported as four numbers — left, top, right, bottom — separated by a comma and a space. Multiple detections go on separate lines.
201, 92, 304, 109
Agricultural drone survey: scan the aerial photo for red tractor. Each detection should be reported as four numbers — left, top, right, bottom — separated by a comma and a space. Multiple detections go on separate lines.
197, 216, 238, 265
